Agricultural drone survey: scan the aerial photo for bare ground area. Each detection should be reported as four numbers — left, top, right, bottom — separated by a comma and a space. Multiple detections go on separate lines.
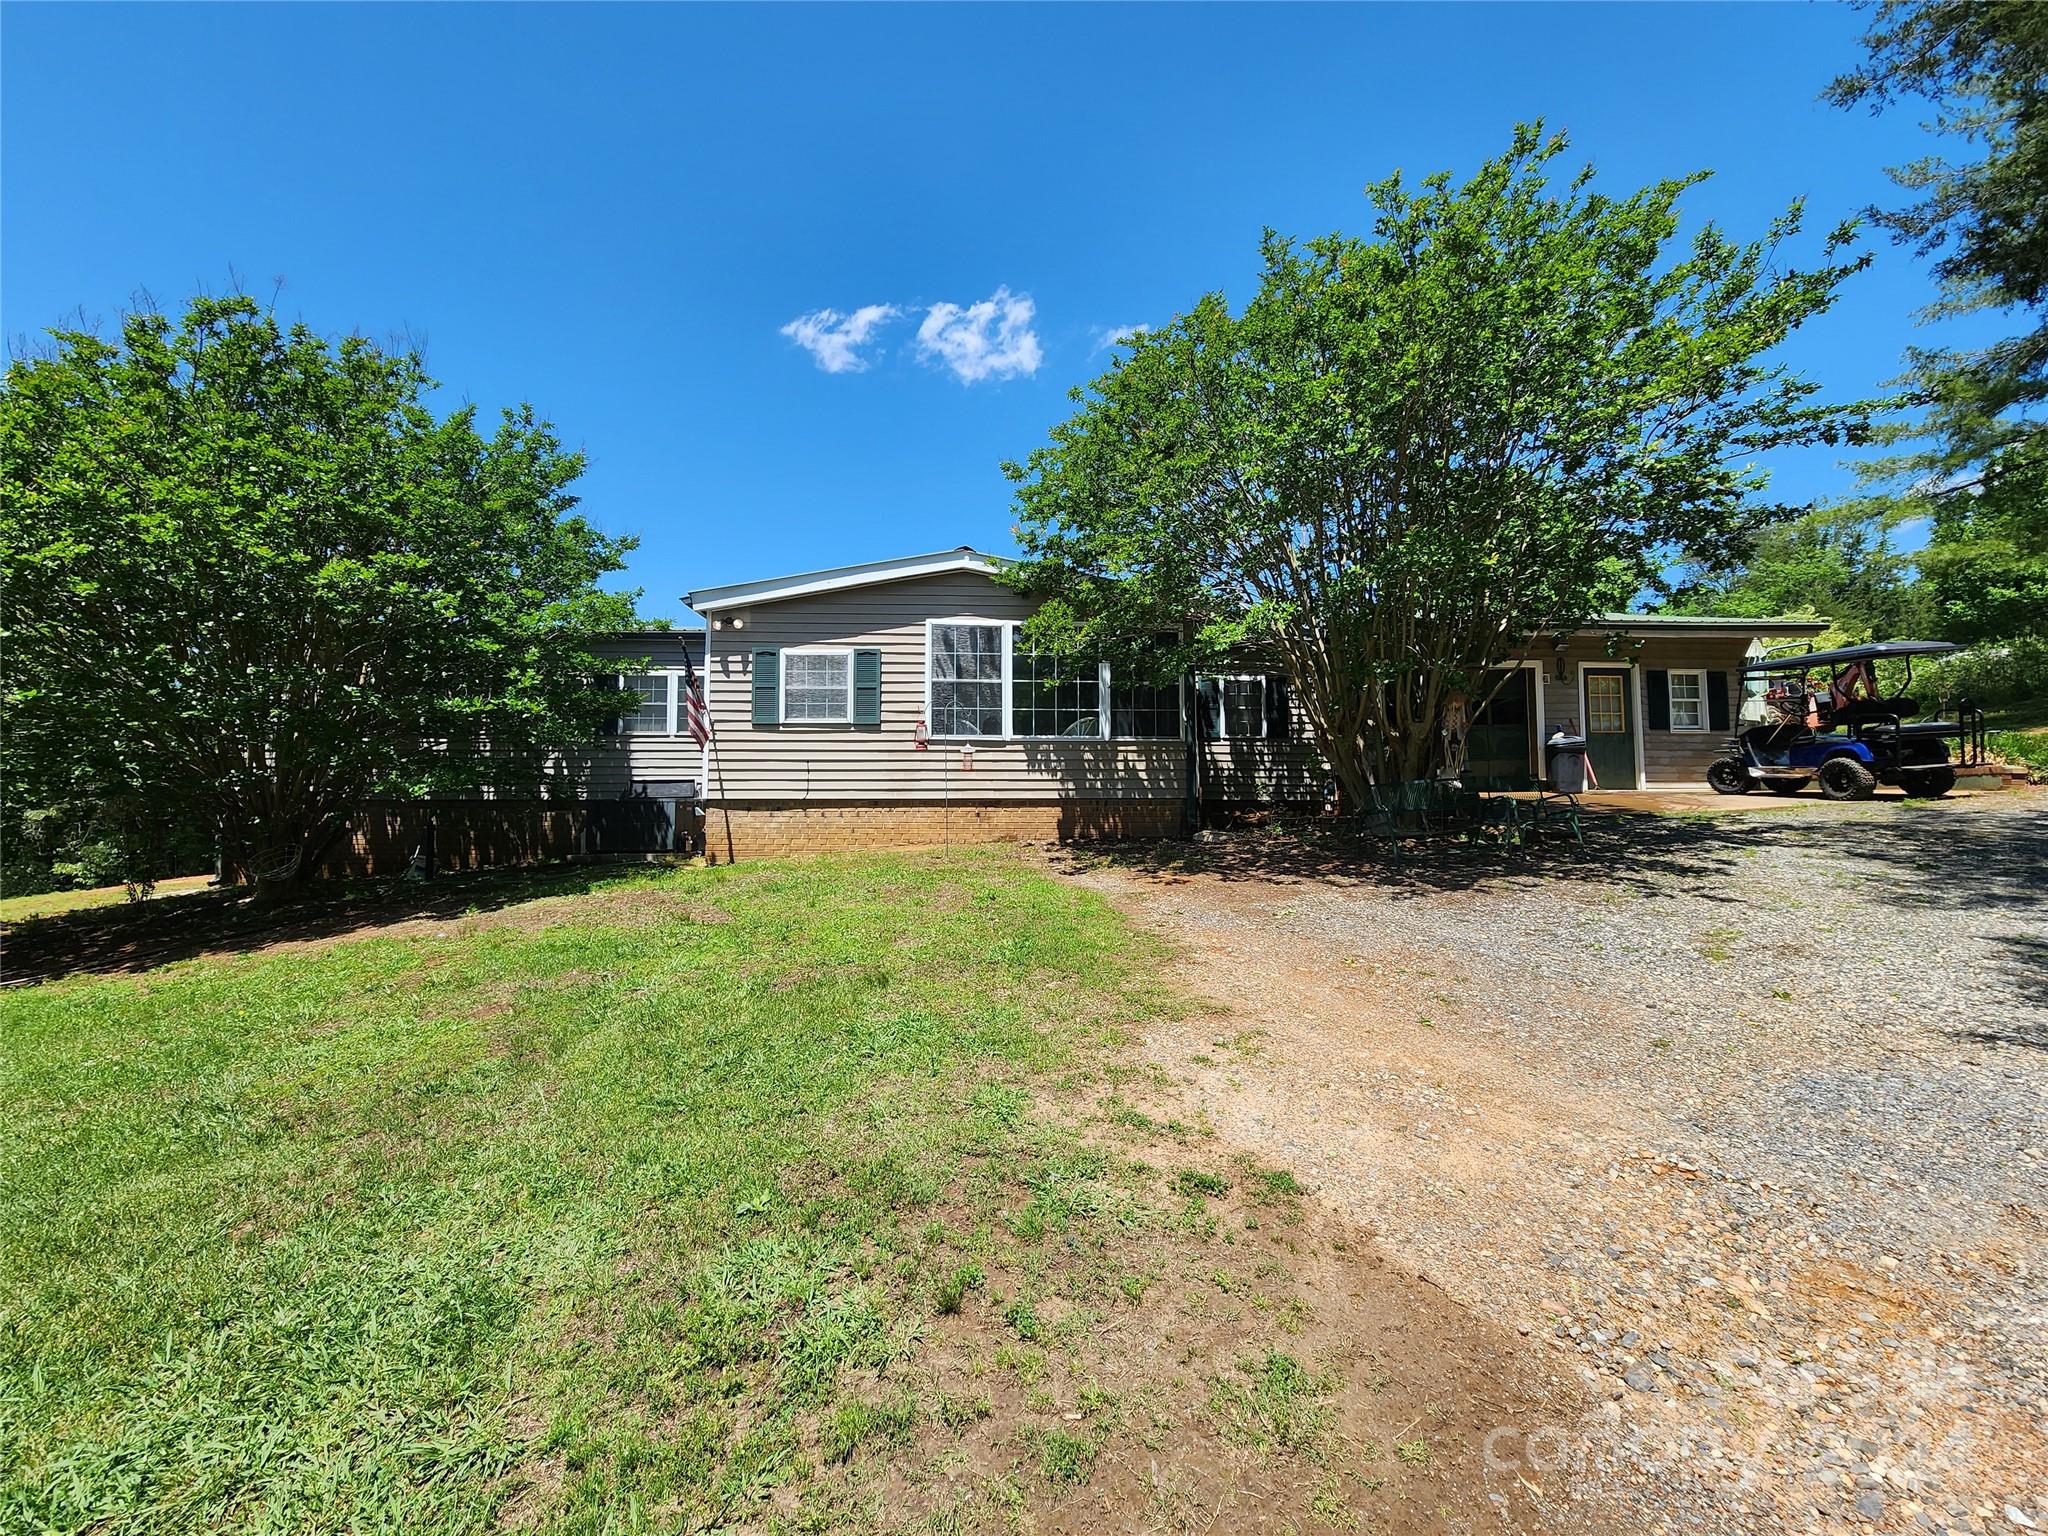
1064, 792, 2047, 1536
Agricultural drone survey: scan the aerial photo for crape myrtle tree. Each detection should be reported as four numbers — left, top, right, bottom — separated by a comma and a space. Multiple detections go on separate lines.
1003, 126, 1872, 807
1, 295, 638, 895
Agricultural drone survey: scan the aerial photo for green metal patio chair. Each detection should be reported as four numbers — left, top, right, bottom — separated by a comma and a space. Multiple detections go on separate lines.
1529, 776, 1586, 849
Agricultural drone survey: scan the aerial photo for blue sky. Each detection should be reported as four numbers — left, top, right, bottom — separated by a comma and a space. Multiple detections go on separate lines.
1, 3, 1987, 623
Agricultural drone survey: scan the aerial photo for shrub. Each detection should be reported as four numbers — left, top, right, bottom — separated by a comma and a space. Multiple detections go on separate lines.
1911, 636, 2048, 712
1988, 731, 2048, 781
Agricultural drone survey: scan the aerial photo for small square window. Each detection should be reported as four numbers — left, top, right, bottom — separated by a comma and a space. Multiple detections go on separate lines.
620, 673, 671, 734
1221, 677, 1265, 739
785, 652, 851, 722
1197, 675, 1270, 739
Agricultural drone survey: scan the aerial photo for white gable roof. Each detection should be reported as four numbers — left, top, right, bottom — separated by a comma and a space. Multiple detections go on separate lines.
686, 547, 1012, 612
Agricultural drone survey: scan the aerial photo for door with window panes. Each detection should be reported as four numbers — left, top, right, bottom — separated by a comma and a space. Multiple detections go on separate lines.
1581, 669, 1638, 789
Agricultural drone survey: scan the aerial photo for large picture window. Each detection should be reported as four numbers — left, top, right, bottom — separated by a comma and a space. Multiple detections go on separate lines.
784, 650, 852, 722
1013, 653, 1101, 737
619, 673, 672, 734
929, 622, 1005, 737
919, 624, 1191, 740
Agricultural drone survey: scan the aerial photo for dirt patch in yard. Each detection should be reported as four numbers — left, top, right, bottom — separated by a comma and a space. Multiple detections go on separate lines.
596, 1088, 1623, 1535
1063, 795, 2048, 1534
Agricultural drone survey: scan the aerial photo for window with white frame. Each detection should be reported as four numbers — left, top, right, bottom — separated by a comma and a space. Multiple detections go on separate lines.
1221, 676, 1265, 738
1668, 669, 1707, 731
619, 673, 673, 734
784, 650, 853, 722
928, 622, 1005, 737
919, 625, 1190, 740
1196, 675, 1269, 739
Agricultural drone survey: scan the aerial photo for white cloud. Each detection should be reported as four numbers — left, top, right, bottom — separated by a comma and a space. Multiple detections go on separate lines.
779, 303, 901, 373
1096, 322, 1149, 350
915, 287, 1044, 383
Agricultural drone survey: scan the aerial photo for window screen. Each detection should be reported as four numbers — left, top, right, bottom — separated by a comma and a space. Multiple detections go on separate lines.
1669, 671, 1705, 731
785, 652, 850, 721
620, 673, 670, 734
930, 623, 1005, 736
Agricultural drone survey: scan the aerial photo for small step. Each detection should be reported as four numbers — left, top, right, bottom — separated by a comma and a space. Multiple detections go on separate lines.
1959, 761, 2034, 791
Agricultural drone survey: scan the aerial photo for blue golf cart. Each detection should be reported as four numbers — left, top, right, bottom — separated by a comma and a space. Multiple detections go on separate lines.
1705, 640, 1986, 801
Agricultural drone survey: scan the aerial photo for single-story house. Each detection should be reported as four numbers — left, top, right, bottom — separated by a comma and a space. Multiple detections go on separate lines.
623, 547, 1827, 863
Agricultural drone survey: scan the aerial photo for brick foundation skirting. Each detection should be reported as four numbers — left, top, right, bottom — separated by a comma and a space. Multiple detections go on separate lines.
704, 799, 1187, 863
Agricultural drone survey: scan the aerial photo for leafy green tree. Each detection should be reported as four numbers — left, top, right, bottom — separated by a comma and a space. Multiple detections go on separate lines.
1662, 500, 1935, 643
1915, 435, 2048, 640
1006, 127, 1871, 803
1, 295, 638, 894
1829, 0, 2048, 641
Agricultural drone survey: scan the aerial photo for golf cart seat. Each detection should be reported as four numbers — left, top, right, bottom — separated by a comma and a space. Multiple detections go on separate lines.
1833, 697, 1918, 726
1859, 718, 1960, 738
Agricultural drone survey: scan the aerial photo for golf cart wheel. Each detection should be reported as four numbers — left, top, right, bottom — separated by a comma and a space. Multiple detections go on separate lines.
1762, 777, 1806, 796
1817, 756, 1877, 802
1706, 759, 1752, 795
1901, 765, 1957, 798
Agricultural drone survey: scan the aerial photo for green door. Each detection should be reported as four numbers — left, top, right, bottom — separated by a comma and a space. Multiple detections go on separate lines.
1582, 669, 1637, 789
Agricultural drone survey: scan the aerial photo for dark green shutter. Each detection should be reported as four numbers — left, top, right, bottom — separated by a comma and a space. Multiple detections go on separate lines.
852, 648, 882, 725
1196, 678, 1222, 741
1646, 670, 1671, 731
1707, 671, 1731, 732
751, 648, 780, 725
1264, 675, 1292, 740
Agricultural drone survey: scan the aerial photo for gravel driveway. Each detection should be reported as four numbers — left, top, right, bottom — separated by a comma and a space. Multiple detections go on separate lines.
1070, 793, 2047, 1535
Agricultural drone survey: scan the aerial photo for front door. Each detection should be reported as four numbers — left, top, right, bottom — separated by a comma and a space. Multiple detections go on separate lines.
1582, 669, 1638, 789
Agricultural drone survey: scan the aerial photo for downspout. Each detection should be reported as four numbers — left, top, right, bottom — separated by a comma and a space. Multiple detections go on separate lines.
1183, 666, 1202, 836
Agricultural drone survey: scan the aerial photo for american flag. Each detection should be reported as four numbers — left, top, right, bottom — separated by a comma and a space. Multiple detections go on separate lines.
681, 650, 710, 748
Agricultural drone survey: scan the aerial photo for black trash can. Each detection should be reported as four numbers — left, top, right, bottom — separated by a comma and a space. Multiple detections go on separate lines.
1546, 732, 1590, 794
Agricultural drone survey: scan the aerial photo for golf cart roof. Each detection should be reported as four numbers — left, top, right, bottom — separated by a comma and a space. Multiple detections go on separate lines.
1741, 640, 1961, 676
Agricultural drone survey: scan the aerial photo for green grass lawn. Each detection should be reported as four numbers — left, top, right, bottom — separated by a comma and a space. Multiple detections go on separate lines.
0, 873, 214, 926
0, 854, 1178, 1532
1, 852, 1551, 1535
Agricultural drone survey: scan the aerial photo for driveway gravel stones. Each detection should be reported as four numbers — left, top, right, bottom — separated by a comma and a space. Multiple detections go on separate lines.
1069, 793, 2048, 1534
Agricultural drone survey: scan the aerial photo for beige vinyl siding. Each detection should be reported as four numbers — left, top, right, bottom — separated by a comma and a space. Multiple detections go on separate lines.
1536, 634, 1753, 787
701, 568, 1786, 802
568, 634, 707, 798
705, 572, 1188, 803
1198, 679, 1323, 804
